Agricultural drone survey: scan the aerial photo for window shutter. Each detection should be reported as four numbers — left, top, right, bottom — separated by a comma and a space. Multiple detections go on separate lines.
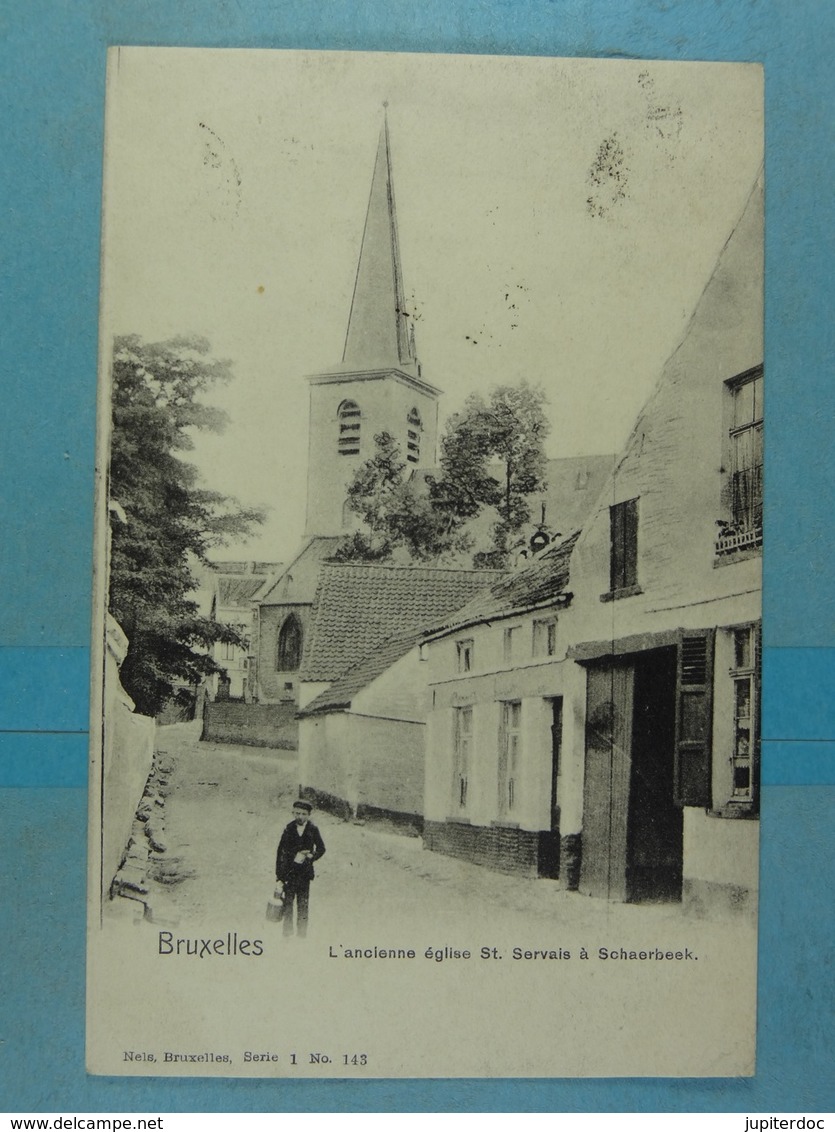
673, 629, 715, 807
609, 499, 638, 592
623, 499, 638, 588
610, 503, 625, 591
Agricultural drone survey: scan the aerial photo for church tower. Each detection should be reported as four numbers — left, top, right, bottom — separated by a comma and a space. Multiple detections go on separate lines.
304, 114, 442, 538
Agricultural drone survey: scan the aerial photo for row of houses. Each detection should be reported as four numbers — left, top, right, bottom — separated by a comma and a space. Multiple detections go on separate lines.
416, 174, 763, 911
202, 122, 762, 914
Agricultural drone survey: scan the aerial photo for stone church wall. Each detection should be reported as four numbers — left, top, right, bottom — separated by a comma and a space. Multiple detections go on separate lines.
255, 603, 310, 703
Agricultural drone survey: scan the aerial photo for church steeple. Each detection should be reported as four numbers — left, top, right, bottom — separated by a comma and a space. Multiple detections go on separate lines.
303, 114, 440, 539
342, 110, 416, 373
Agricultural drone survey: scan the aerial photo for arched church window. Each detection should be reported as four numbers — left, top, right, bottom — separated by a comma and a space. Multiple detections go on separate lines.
338, 400, 362, 456
277, 613, 303, 672
406, 407, 422, 464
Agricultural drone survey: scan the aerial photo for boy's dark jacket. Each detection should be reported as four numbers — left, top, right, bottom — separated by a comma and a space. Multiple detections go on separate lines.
275, 820, 326, 882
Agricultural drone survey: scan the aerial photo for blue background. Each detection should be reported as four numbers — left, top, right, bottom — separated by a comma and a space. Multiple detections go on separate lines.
1, 0, 833, 1112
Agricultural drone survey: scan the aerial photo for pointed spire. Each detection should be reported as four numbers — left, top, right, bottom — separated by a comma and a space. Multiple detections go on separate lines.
342, 110, 416, 372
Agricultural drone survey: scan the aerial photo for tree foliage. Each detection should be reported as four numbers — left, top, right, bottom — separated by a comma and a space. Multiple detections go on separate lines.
335, 381, 550, 568
448, 382, 550, 567
108, 334, 265, 716
330, 431, 469, 564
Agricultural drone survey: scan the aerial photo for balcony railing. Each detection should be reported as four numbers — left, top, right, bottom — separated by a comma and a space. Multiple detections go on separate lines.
716, 525, 763, 556
716, 464, 763, 556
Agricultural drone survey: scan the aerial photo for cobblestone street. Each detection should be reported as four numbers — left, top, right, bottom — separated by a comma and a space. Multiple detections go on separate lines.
91, 720, 758, 1079
144, 721, 753, 951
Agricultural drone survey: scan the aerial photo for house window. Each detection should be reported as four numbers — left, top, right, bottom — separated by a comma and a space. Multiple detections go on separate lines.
221, 639, 236, 662
729, 625, 760, 806
719, 367, 763, 553
277, 613, 303, 671
337, 400, 362, 456
457, 638, 474, 673
608, 498, 639, 596
499, 701, 522, 815
406, 407, 422, 464
533, 618, 557, 658
503, 626, 518, 663
453, 707, 473, 810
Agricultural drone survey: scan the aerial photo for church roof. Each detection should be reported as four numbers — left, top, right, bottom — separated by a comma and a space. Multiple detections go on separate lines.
423, 531, 580, 640
257, 537, 344, 606
341, 113, 417, 374
300, 562, 503, 682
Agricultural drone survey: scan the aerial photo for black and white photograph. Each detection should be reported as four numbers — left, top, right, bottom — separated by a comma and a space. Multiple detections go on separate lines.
87, 48, 764, 1078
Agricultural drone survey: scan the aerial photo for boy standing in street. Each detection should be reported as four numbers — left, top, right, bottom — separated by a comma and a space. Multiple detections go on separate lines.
274, 800, 326, 937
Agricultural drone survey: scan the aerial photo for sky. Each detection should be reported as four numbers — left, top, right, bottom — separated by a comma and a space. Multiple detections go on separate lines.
100, 49, 763, 564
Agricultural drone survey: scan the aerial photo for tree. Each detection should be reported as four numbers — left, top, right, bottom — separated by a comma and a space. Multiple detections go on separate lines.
332, 431, 470, 564
335, 381, 550, 568
451, 382, 550, 567
108, 334, 265, 716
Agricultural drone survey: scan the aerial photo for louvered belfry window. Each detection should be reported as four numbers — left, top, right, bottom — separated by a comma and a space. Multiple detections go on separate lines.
337, 400, 361, 456
673, 629, 715, 807
406, 406, 422, 464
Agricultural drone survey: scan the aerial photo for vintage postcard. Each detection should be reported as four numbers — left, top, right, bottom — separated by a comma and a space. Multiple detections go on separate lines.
87, 48, 764, 1078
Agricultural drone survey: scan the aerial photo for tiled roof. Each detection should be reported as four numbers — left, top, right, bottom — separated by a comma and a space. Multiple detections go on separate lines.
217, 575, 271, 607
423, 531, 580, 640
257, 537, 344, 606
298, 630, 420, 716
300, 563, 503, 682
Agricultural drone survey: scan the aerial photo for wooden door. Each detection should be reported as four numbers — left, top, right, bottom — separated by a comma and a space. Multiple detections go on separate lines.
581, 661, 634, 901
627, 648, 682, 901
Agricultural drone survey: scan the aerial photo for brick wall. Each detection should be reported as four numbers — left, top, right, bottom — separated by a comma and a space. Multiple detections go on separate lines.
201, 701, 298, 749
423, 820, 546, 877
560, 832, 582, 891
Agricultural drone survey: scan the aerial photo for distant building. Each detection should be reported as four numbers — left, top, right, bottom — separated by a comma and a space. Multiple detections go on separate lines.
205, 560, 280, 701
250, 538, 342, 706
